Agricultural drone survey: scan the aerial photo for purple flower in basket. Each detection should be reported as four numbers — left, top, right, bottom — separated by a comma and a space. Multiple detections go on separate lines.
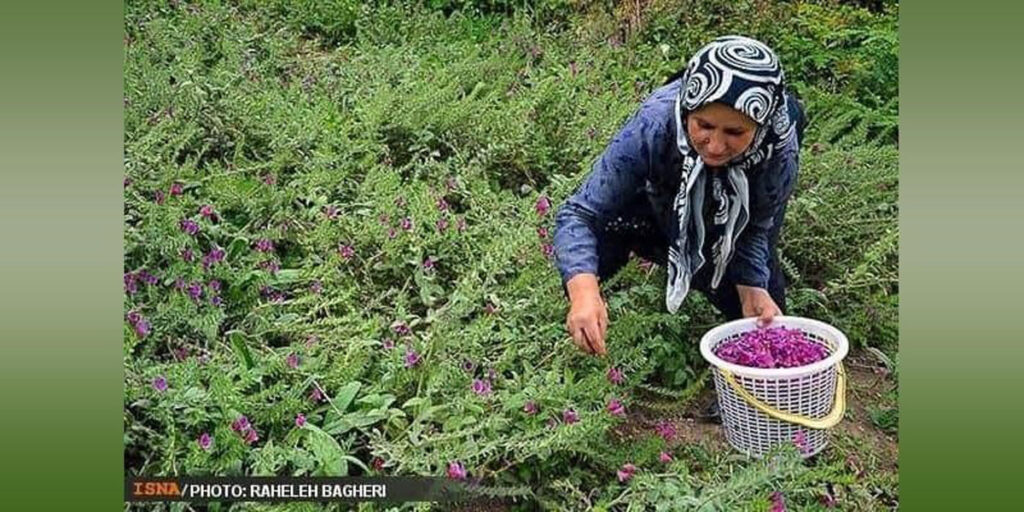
295, 413, 306, 428
523, 400, 539, 415
152, 376, 168, 393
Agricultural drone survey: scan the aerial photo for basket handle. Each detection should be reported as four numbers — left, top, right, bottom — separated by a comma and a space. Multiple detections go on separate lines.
719, 363, 847, 430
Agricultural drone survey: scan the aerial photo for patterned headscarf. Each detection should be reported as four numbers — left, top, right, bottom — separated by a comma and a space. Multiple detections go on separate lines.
665, 35, 797, 313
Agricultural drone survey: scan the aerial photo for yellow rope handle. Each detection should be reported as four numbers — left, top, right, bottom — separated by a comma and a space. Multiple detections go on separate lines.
719, 363, 847, 430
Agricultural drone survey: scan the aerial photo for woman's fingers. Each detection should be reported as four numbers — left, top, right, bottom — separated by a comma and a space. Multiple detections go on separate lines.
583, 323, 607, 357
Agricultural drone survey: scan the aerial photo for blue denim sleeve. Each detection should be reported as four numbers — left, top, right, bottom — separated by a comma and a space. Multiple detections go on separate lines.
726, 148, 799, 289
553, 106, 666, 287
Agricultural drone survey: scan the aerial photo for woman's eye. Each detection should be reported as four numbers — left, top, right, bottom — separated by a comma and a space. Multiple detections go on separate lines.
725, 130, 745, 137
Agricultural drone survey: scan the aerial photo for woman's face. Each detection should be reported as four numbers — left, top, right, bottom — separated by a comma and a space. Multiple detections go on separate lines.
686, 102, 758, 167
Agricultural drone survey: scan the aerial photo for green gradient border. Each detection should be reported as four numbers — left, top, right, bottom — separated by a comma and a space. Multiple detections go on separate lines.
3, 1, 1024, 510
0, 1, 123, 510
901, 1, 1024, 510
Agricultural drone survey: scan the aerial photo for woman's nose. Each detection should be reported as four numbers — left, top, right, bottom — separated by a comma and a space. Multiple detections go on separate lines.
707, 133, 726, 154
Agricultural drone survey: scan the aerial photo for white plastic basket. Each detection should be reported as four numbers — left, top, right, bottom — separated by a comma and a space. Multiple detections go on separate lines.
699, 316, 849, 458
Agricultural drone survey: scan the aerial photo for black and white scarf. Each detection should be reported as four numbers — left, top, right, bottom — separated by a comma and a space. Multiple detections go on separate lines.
665, 36, 798, 313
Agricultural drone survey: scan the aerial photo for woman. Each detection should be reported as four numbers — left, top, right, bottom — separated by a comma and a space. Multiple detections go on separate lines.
553, 36, 806, 356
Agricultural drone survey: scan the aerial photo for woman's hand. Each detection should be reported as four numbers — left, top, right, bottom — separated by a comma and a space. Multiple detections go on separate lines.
565, 273, 609, 356
736, 284, 782, 327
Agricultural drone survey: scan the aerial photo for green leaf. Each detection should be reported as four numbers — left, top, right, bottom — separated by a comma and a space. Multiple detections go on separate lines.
334, 381, 361, 412
302, 424, 346, 476
227, 330, 254, 370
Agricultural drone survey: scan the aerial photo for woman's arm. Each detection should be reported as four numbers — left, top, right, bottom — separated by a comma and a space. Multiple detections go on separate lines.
552, 107, 666, 289
553, 101, 671, 355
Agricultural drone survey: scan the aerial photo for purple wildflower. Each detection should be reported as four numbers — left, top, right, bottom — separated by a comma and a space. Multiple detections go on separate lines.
436, 217, 449, 232
446, 461, 467, 481
231, 416, 251, 433
387, 227, 397, 239
654, 421, 677, 441
535, 195, 551, 216
607, 399, 626, 417
310, 387, 324, 403
471, 379, 492, 396
181, 248, 194, 262
537, 226, 548, 239
541, 243, 554, 258
201, 247, 225, 270
617, 463, 637, 483
793, 430, 810, 455
262, 174, 276, 186
607, 367, 625, 385
295, 413, 306, 428
400, 217, 413, 231
187, 281, 203, 302
254, 238, 274, 253
562, 408, 579, 425
180, 219, 200, 236
436, 197, 450, 212
323, 205, 339, 220
309, 280, 323, 294
820, 490, 838, 508
208, 280, 221, 292
154, 190, 165, 205
461, 359, 476, 372
392, 323, 411, 337
199, 204, 215, 219
659, 452, 673, 463
152, 376, 168, 393
169, 183, 184, 196
404, 349, 421, 368
286, 353, 300, 369
422, 257, 434, 271
244, 428, 259, 445
138, 270, 158, 285
134, 318, 151, 337
770, 491, 786, 512
372, 457, 385, 471
381, 338, 395, 350
198, 432, 212, 451
523, 400, 539, 415
173, 346, 189, 361
124, 272, 138, 295
126, 310, 141, 325
210, 295, 223, 307
338, 244, 355, 260
259, 259, 280, 275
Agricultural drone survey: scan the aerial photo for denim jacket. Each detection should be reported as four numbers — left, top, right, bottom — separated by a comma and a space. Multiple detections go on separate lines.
553, 79, 801, 290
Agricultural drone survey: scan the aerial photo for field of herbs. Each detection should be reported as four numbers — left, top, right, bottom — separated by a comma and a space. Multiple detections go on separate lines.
124, 1, 898, 510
